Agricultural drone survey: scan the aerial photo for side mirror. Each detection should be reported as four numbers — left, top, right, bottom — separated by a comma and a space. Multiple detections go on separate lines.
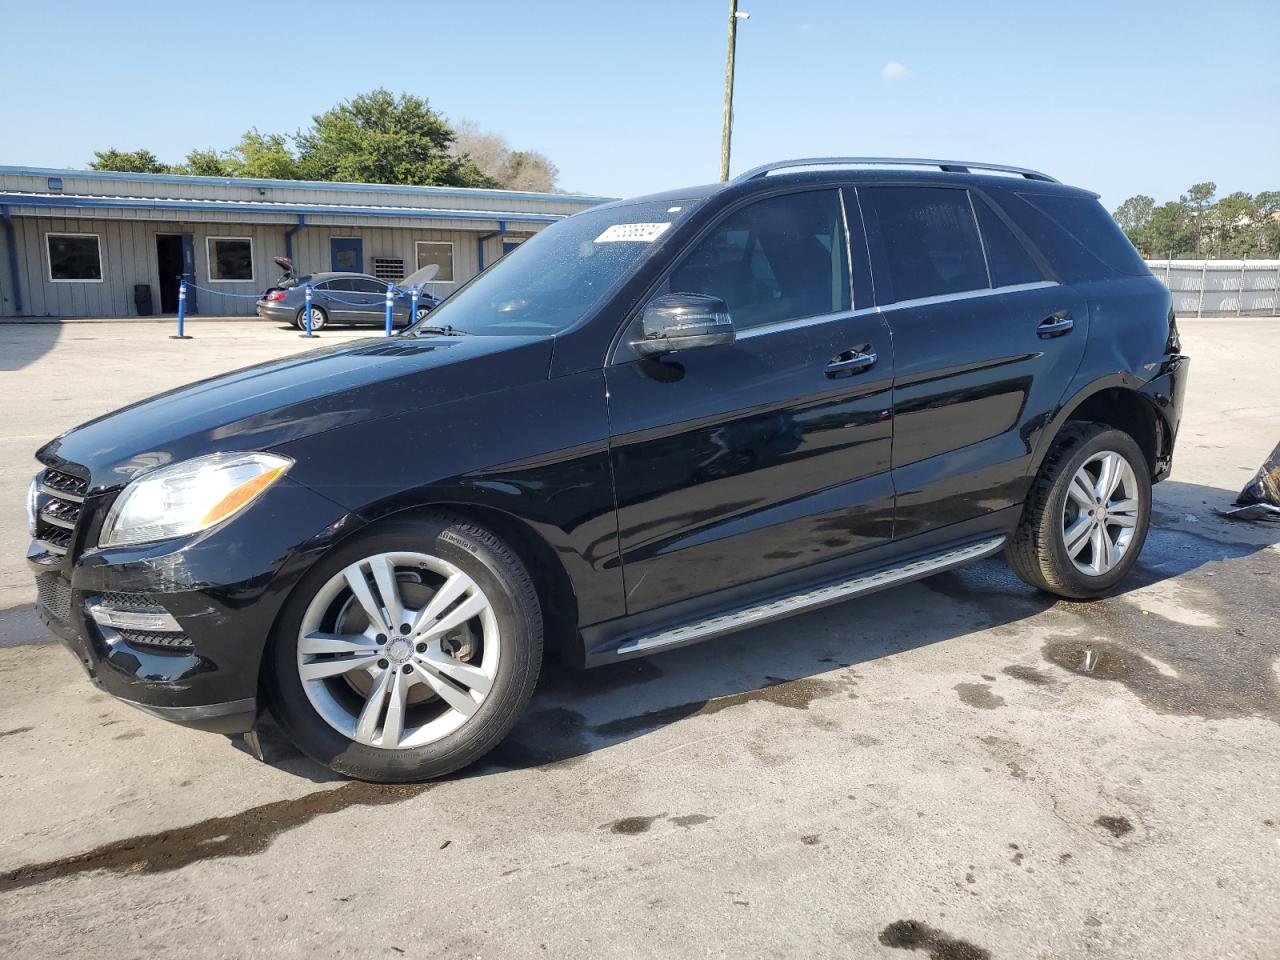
634, 293, 735, 357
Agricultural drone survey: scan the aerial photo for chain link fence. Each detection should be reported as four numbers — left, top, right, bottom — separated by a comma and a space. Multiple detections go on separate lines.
1146, 259, 1280, 317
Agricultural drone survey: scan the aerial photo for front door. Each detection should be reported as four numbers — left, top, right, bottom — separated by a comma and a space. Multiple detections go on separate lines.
858, 184, 1088, 537
330, 237, 363, 273
155, 234, 184, 312
605, 187, 895, 615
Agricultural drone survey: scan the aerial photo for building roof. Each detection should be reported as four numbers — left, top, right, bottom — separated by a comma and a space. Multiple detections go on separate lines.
0, 166, 611, 230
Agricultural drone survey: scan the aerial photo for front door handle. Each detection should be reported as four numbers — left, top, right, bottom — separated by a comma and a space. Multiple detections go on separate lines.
826, 345, 877, 378
1037, 311, 1074, 338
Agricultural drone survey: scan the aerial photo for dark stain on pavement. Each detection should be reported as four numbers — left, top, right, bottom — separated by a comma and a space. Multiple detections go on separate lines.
483, 706, 590, 772
670, 814, 712, 828
538, 658, 664, 699
603, 813, 666, 835
879, 919, 991, 960
590, 674, 840, 738
0, 726, 34, 739
954, 683, 1005, 710
1003, 664, 1051, 686
1094, 815, 1134, 838
0, 781, 429, 893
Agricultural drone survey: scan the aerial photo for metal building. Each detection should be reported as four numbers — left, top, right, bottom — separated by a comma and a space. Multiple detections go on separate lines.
0, 166, 608, 319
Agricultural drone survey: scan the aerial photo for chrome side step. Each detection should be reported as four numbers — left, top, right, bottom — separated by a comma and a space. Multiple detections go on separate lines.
615, 535, 1006, 658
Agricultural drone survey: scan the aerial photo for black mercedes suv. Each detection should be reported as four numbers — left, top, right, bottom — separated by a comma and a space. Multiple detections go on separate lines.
28, 157, 1188, 782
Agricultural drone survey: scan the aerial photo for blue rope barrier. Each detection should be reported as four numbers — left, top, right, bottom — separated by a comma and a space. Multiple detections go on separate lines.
180, 280, 264, 299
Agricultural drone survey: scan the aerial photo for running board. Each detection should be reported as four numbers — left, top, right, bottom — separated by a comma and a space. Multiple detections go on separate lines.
614, 535, 1007, 658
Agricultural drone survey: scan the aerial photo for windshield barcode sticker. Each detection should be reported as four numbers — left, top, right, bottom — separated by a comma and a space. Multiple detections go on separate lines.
594, 222, 672, 244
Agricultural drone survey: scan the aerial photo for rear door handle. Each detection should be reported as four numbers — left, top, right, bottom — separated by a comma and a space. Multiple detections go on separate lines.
826, 346, 877, 378
1037, 312, 1074, 338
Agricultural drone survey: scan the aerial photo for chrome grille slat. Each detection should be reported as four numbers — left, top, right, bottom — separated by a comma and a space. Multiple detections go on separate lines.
33, 466, 89, 560
38, 481, 84, 503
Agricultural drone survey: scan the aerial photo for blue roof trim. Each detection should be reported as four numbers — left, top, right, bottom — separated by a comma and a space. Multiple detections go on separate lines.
0, 165, 613, 206
0, 192, 563, 224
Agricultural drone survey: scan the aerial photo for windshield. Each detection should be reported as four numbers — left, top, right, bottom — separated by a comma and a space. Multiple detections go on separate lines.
405, 198, 700, 337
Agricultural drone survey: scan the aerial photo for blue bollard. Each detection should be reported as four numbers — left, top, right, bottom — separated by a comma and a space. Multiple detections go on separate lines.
384, 283, 394, 337
409, 288, 420, 328
301, 284, 315, 338
170, 278, 192, 339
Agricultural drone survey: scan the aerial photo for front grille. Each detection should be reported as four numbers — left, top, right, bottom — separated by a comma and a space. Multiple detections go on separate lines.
118, 629, 194, 652
36, 573, 73, 623
100, 591, 167, 612
34, 466, 89, 558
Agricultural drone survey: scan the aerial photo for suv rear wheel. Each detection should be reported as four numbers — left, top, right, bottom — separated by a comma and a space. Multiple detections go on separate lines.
1006, 423, 1152, 599
267, 514, 542, 782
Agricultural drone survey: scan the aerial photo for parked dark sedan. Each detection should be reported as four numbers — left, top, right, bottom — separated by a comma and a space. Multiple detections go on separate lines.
257, 264, 441, 330
29, 157, 1187, 783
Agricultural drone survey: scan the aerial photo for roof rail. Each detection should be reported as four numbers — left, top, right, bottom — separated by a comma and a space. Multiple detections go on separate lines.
732, 157, 1059, 184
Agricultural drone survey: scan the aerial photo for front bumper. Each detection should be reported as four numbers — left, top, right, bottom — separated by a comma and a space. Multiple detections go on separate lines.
30, 476, 356, 734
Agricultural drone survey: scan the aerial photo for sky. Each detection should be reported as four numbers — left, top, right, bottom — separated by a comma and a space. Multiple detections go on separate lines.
1, 0, 1276, 210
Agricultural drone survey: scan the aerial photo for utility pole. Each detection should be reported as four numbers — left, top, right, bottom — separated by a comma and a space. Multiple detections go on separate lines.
719, 1, 748, 181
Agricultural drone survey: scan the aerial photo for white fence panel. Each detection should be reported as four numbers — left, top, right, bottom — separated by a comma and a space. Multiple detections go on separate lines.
1146, 260, 1280, 316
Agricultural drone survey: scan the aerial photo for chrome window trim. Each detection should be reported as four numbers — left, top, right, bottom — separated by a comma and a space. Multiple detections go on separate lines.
878, 280, 1059, 313
737, 306, 882, 341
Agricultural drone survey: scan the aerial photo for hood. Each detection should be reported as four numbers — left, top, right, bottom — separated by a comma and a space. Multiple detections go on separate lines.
38, 334, 554, 492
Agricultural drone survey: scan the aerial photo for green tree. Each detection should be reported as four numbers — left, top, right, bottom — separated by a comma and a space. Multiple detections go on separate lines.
1180, 181, 1217, 253
177, 147, 234, 177
1112, 195, 1155, 252
1144, 201, 1197, 258
1255, 191, 1280, 257
1210, 191, 1257, 257
295, 89, 493, 187
225, 130, 301, 180
88, 148, 170, 174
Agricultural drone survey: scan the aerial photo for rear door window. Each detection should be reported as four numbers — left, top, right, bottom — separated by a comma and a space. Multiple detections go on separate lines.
1018, 193, 1149, 276
666, 189, 850, 331
973, 197, 1047, 287
864, 186, 988, 302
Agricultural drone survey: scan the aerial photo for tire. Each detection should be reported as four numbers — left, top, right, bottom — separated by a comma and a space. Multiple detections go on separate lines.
1006, 423, 1152, 599
414, 305, 432, 324
267, 513, 543, 782
294, 306, 327, 331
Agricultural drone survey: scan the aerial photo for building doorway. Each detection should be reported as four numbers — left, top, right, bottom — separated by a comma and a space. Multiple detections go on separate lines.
155, 234, 193, 313
330, 237, 363, 272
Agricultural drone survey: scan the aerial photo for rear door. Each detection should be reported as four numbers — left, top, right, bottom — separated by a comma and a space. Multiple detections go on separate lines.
605, 187, 895, 615
859, 184, 1087, 537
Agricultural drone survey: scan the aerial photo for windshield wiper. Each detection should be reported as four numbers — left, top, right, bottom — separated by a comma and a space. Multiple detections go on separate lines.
412, 325, 471, 337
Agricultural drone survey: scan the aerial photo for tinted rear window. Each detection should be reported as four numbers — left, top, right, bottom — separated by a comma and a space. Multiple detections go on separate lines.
1019, 193, 1149, 276
865, 186, 988, 302
973, 197, 1046, 287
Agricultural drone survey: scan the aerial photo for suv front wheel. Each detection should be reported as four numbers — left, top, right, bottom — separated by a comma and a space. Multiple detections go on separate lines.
1006, 423, 1152, 599
267, 513, 543, 782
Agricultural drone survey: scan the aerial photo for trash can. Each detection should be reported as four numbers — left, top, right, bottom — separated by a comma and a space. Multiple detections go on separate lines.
134, 283, 154, 316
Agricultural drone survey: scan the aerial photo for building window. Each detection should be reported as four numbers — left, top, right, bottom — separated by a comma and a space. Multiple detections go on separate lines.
47, 233, 103, 282
415, 241, 455, 282
207, 237, 255, 282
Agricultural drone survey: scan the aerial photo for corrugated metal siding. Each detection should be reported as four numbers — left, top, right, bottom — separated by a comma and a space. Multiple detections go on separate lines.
1, 215, 546, 317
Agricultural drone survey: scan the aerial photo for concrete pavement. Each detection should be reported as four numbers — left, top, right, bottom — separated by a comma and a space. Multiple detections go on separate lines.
0, 319, 1277, 959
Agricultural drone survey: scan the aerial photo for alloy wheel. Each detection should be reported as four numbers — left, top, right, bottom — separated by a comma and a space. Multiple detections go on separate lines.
1060, 450, 1141, 576
296, 551, 500, 749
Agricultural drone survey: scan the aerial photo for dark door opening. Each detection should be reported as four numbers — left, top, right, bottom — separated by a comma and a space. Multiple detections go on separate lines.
156, 234, 185, 313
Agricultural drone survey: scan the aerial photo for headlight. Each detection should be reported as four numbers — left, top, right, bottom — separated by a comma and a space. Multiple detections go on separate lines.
26, 473, 40, 537
100, 452, 292, 548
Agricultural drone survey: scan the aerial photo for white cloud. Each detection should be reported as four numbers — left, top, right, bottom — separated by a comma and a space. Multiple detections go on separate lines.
881, 61, 911, 81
